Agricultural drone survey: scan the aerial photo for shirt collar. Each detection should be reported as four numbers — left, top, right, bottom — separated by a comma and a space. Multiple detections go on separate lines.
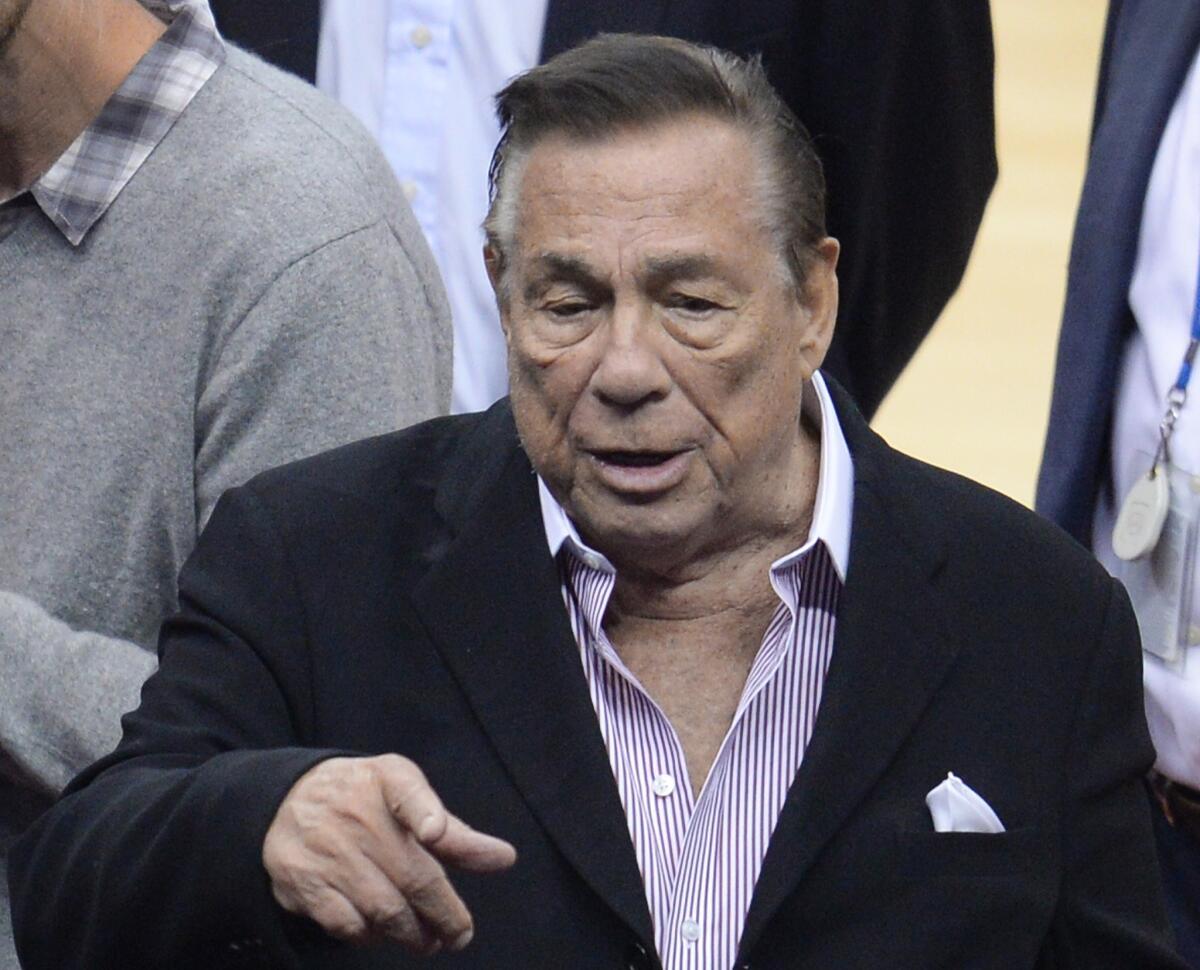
28, 1, 224, 245
538, 369, 854, 580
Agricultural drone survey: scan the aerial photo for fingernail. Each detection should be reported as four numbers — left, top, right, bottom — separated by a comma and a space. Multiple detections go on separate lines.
451, 928, 474, 951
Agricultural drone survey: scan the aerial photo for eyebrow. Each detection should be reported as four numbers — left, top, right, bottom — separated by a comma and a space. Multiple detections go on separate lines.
642, 254, 721, 285
521, 252, 728, 303
523, 253, 606, 303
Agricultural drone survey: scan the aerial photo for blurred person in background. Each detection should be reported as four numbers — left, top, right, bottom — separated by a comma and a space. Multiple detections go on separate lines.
1038, 1, 1200, 964
209, 0, 996, 418
0, 0, 451, 965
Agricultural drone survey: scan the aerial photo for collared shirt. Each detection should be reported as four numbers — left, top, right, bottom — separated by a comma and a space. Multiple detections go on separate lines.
539, 371, 853, 969
316, 0, 550, 414
18, 0, 224, 245
1093, 44, 1200, 790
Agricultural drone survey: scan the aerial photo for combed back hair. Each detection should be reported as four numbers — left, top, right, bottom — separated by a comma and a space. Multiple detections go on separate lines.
483, 33, 827, 298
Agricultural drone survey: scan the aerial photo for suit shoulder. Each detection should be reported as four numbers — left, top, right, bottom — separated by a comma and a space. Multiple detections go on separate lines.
875, 446, 1115, 598
235, 401, 520, 514
241, 412, 479, 506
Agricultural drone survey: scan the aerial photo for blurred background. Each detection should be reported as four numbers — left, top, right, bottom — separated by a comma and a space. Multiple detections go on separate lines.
872, 0, 1107, 507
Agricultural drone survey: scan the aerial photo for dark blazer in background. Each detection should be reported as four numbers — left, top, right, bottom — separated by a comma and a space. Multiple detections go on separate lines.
10, 384, 1183, 969
1037, 0, 1200, 538
208, 0, 997, 419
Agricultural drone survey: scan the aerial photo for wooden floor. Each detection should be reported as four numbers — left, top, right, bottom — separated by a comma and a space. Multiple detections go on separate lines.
871, 0, 1108, 507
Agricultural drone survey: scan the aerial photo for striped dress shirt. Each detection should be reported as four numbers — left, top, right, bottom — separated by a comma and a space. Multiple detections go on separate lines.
538, 372, 853, 969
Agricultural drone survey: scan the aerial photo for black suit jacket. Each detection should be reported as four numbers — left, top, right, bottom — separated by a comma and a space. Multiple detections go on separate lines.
10, 382, 1184, 968
1037, 0, 1200, 539
207, 0, 996, 419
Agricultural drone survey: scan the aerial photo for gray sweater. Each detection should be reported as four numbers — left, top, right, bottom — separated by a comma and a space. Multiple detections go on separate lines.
0, 48, 451, 957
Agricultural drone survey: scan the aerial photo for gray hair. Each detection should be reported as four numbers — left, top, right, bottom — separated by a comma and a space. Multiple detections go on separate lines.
483, 33, 826, 298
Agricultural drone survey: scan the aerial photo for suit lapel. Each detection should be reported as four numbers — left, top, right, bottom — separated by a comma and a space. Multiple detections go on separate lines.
411, 416, 654, 946
414, 394, 960, 955
738, 387, 962, 959
541, 0, 672, 60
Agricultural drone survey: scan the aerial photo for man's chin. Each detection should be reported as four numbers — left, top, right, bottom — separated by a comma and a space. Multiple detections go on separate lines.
571, 505, 703, 567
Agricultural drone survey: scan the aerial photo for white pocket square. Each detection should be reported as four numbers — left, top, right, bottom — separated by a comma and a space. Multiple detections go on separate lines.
925, 772, 1005, 834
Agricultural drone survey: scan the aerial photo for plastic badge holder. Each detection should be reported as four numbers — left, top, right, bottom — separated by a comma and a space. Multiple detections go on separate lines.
1114, 452, 1200, 673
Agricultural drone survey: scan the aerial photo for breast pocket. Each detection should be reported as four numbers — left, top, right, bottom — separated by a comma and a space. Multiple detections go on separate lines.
895, 826, 1054, 881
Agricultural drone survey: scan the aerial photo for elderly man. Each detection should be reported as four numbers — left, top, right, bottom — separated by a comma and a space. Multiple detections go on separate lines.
0, 0, 449, 966
9, 34, 1184, 970
209, 0, 996, 419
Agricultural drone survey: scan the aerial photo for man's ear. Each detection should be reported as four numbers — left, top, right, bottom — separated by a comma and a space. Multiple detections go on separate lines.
796, 236, 840, 375
483, 242, 511, 339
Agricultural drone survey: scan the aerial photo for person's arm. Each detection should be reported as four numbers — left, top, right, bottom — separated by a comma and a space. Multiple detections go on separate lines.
0, 214, 451, 799
0, 592, 155, 793
790, 0, 996, 417
8, 486, 345, 969
8, 471, 512, 969
1047, 579, 1188, 967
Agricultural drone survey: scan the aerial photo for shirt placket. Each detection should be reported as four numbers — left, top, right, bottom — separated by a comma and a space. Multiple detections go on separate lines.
566, 556, 696, 948
381, 0, 452, 253
567, 550, 819, 970
658, 592, 799, 970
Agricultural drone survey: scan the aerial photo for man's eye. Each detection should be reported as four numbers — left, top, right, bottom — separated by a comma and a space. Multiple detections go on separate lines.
670, 295, 720, 315
546, 301, 592, 317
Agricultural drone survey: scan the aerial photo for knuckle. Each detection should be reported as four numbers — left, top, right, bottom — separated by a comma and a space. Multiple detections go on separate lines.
386, 781, 435, 821
326, 918, 368, 943
313, 904, 366, 943
364, 897, 415, 935
402, 858, 448, 901
387, 762, 426, 795
377, 753, 418, 776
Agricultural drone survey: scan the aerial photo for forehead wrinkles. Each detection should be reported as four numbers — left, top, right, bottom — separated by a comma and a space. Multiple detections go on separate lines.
516, 177, 760, 292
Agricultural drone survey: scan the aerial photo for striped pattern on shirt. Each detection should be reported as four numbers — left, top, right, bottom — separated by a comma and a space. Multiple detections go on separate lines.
562, 539, 842, 970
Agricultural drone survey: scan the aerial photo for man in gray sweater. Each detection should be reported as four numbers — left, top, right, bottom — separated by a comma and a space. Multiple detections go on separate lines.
0, 0, 452, 963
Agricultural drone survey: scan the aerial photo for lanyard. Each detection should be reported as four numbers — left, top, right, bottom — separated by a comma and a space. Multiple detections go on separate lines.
1154, 243, 1200, 470
1112, 225, 1200, 562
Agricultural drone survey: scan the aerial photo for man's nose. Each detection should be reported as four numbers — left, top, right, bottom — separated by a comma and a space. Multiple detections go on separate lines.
589, 302, 672, 408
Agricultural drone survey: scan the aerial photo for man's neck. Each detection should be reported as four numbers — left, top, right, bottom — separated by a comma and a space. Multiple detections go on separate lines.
0, 0, 166, 199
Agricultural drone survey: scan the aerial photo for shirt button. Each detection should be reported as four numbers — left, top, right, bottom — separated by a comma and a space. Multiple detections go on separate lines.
410, 24, 433, 48
652, 773, 675, 797
399, 180, 418, 202
680, 918, 701, 942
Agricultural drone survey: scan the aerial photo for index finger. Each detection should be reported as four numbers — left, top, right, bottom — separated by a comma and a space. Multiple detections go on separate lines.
425, 814, 517, 873
376, 755, 449, 842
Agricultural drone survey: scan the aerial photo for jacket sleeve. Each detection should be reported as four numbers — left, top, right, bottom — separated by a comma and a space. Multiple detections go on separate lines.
1048, 578, 1188, 967
787, 0, 996, 417
7, 487, 346, 970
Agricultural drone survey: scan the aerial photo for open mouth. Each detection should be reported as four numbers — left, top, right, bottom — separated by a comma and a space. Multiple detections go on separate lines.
586, 448, 693, 494
592, 450, 682, 467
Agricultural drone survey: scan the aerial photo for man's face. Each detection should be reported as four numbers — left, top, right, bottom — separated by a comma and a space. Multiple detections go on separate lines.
491, 116, 839, 567
0, 0, 32, 56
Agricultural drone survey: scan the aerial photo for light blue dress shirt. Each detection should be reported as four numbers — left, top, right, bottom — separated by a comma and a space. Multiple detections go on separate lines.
317, 0, 549, 414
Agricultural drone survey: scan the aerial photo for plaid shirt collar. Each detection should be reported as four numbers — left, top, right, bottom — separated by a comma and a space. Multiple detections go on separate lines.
29, 1, 225, 245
